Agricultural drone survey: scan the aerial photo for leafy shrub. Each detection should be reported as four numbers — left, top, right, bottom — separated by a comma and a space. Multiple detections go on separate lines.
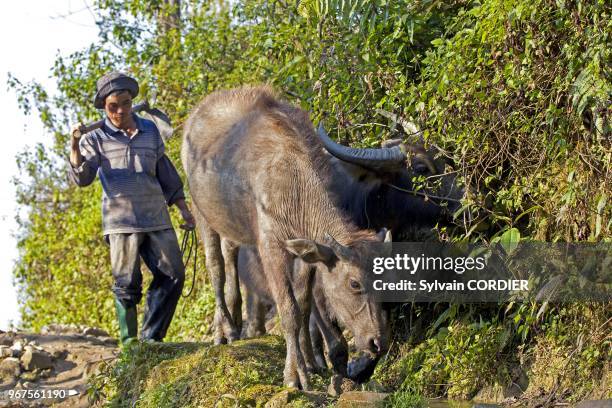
8, 0, 610, 402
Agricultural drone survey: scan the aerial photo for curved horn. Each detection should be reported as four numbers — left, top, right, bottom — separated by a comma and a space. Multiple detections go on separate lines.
324, 233, 353, 261
317, 123, 406, 171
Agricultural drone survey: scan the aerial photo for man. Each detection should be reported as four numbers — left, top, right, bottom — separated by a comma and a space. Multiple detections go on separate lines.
69, 71, 195, 344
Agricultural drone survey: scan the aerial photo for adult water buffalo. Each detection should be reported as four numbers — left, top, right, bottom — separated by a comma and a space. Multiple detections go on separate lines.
238, 124, 464, 379
181, 86, 395, 389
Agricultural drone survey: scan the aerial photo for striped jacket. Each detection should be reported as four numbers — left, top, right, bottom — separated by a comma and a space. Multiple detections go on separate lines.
69, 114, 185, 235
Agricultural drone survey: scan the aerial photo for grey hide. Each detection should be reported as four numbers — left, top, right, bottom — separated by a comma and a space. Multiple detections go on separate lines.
181, 86, 393, 389
236, 126, 464, 381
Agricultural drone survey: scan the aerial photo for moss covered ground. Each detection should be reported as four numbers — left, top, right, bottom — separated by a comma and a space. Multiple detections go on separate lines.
373, 304, 611, 405
89, 335, 333, 408
88, 304, 610, 407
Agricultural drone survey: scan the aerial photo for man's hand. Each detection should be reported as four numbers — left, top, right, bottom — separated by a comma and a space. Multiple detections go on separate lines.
71, 123, 85, 141
175, 199, 196, 231
70, 123, 85, 167
180, 207, 196, 231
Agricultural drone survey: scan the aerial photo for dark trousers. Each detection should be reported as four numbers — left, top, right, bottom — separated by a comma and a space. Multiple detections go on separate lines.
108, 228, 185, 341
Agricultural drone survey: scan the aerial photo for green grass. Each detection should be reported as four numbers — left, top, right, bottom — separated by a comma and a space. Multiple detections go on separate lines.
89, 335, 332, 407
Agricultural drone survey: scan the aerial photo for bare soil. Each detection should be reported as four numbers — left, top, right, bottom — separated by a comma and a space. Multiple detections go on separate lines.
0, 327, 118, 408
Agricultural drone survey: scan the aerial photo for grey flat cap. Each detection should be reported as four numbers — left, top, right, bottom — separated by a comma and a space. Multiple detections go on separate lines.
94, 71, 139, 109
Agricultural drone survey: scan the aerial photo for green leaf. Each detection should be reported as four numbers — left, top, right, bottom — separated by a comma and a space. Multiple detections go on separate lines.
499, 228, 521, 254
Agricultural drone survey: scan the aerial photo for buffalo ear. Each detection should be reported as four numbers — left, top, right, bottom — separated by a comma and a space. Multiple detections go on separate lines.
285, 239, 337, 266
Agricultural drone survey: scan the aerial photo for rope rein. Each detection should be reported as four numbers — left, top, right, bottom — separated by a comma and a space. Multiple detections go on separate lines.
180, 229, 198, 298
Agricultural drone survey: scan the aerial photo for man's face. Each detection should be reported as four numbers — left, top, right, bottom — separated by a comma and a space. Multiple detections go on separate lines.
104, 91, 133, 128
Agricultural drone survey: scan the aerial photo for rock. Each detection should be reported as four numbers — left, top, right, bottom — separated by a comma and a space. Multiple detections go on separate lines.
10, 341, 23, 357
21, 349, 53, 371
20, 371, 39, 381
336, 391, 389, 408
0, 345, 11, 358
52, 349, 68, 360
39, 368, 52, 378
0, 334, 13, 346
101, 336, 119, 346
41, 323, 83, 335
0, 357, 21, 384
265, 389, 294, 408
82, 327, 110, 337
328, 374, 358, 396
575, 401, 612, 408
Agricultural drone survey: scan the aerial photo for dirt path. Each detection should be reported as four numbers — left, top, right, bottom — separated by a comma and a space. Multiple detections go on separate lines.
0, 326, 118, 407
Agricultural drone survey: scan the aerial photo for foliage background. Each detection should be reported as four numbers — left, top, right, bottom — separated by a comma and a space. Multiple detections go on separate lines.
9, 0, 610, 402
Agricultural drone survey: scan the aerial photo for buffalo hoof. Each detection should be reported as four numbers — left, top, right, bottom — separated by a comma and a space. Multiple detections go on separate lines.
285, 376, 308, 390
244, 327, 266, 338
284, 370, 311, 391
214, 330, 239, 344
347, 353, 379, 383
214, 335, 227, 345
227, 331, 240, 343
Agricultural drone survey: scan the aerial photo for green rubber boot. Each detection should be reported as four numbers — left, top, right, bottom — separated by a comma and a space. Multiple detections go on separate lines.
114, 298, 138, 345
